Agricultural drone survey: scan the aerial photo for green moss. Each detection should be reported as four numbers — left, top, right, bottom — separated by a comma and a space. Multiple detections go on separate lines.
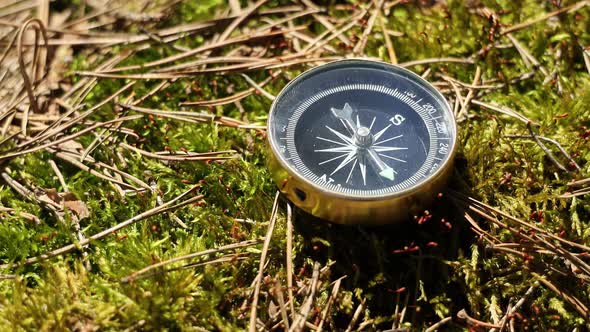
1, 0, 590, 330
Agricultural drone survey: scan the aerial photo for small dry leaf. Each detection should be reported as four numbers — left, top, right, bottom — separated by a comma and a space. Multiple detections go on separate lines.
45, 188, 61, 203
64, 200, 90, 219
62, 192, 78, 201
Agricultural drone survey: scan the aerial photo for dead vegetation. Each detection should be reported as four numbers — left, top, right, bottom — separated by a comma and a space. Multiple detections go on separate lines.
0, 0, 589, 330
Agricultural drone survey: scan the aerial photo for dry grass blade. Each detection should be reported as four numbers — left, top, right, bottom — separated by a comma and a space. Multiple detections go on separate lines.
240, 73, 276, 101
505, 134, 581, 171
534, 273, 589, 318
274, 278, 290, 331
0, 114, 143, 162
525, 121, 567, 171
21, 81, 135, 150
457, 66, 481, 121
425, 317, 452, 332
249, 192, 280, 332
344, 299, 365, 332
353, 0, 384, 55
450, 191, 590, 253
490, 283, 538, 332
379, 13, 397, 64
317, 277, 343, 332
52, 151, 139, 190
152, 56, 260, 73
457, 309, 501, 329
118, 103, 257, 129
471, 99, 537, 125
16, 18, 48, 135
501, 1, 589, 35
121, 238, 263, 283
0, 186, 204, 269
306, 7, 369, 54
582, 43, 590, 74
290, 261, 321, 332
0, 206, 39, 223
181, 75, 274, 106
218, 0, 268, 43
300, 0, 351, 46
286, 202, 295, 318
399, 57, 475, 67
120, 142, 236, 162
101, 27, 305, 73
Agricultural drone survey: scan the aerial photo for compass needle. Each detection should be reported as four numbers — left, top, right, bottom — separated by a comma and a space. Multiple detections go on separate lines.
267, 59, 456, 224
367, 148, 397, 182
379, 167, 396, 181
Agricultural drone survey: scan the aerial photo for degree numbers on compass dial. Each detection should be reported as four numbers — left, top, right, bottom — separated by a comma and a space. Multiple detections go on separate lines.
268, 61, 456, 198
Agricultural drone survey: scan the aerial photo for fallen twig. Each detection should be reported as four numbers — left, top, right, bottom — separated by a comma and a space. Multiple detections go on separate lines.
0, 185, 204, 269
121, 240, 262, 283
249, 192, 280, 332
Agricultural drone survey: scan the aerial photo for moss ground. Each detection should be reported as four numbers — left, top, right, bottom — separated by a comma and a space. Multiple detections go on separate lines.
1, 0, 590, 330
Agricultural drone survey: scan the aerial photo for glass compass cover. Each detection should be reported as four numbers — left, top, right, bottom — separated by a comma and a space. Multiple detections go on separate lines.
268, 60, 456, 199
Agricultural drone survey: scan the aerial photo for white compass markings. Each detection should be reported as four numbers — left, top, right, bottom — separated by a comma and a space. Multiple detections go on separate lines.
345, 159, 358, 184
330, 150, 357, 176
282, 83, 447, 195
315, 146, 355, 153
373, 146, 408, 152
339, 119, 352, 135
373, 124, 392, 142
369, 116, 376, 130
316, 136, 347, 146
359, 155, 367, 186
326, 125, 354, 145
374, 134, 403, 146
378, 153, 407, 163
318, 153, 348, 165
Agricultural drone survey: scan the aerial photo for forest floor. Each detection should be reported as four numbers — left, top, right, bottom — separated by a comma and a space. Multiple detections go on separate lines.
0, 0, 590, 331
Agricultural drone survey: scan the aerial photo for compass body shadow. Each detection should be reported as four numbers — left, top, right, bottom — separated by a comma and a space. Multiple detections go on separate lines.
285, 163, 475, 328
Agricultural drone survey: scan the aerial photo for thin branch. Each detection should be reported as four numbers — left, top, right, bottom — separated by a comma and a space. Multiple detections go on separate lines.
505, 134, 580, 171
0, 186, 204, 269
525, 121, 567, 171
120, 142, 236, 162
501, 1, 589, 35
286, 202, 295, 318
249, 192, 281, 332
291, 261, 321, 332
121, 239, 263, 283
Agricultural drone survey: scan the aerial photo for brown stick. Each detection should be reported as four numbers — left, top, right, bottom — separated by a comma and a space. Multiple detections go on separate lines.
121, 238, 263, 283
0, 186, 204, 269
249, 192, 280, 332
16, 18, 48, 135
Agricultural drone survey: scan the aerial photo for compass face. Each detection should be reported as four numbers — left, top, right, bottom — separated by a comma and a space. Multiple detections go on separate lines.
268, 60, 456, 199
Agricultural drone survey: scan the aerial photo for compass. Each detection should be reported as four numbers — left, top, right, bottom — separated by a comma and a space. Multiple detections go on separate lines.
267, 59, 457, 224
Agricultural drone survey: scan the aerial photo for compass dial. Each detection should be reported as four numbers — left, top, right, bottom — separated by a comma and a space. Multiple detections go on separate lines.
268, 60, 456, 200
